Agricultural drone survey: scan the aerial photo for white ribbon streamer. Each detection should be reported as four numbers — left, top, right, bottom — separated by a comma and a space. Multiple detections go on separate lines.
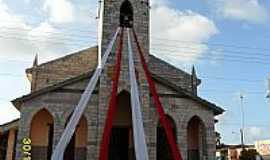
51, 27, 120, 160
127, 29, 149, 160
97, 0, 105, 68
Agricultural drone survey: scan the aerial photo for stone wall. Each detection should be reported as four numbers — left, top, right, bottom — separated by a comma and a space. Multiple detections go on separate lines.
14, 73, 216, 160
15, 77, 99, 160
153, 82, 216, 160
27, 47, 98, 91
149, 55, 200, 93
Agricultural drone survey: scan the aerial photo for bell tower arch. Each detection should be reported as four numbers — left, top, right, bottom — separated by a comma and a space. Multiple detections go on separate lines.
120, 0, 134, 28
100, 0, 150, 58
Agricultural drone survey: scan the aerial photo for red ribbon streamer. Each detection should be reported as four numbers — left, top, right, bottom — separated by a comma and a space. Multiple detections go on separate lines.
99, 28, 124, 160
132, 28, 183, 160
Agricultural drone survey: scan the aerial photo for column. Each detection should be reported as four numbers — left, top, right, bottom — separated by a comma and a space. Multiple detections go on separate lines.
6, 129, 16, 160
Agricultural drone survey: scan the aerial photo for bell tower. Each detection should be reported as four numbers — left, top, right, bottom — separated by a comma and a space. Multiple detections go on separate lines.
100, 0, 150, 58
96, 1, 152, 159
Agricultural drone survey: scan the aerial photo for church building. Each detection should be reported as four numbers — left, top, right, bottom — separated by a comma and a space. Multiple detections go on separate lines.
0, 0, 224, 160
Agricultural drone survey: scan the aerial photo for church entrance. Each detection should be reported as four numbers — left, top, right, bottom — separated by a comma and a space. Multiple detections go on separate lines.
109, 91, 135, 160
109, 128, 129, 160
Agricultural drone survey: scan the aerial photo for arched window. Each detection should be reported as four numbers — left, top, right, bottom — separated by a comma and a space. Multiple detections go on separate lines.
64, 116, 88, 160
30, 109, 54, 160
120, 0, 133, 28
157, 115, 177, 160
187, 116, 207, 160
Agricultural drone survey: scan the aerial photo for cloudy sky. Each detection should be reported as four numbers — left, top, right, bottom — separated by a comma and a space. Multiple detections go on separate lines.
0, 0, 270, 145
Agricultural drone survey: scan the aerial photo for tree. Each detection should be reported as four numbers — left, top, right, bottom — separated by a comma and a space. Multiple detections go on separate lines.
240, 149, 259, 160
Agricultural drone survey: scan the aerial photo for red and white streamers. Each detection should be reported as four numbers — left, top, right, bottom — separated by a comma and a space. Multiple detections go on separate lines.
127, 28, 149, 160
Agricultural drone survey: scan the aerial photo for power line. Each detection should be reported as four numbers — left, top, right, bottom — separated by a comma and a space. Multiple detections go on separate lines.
154, 50, 270, 65
146, 72, 263, 83
0, 71, 265, 84
3, 19, 270, 52
200, 90, 264, 95
151, 36, 270, 52
2, 26, 270, 63
2, 26, 270, 60
151, 47, 270, 63
0, 59, 32, 63
0, 27, 97, 40
217, 122, 270, 128
0, 73, 25, 77
0, 35, 96, 47
1, 13, 99, 34
151, 42, 270, 59
200, 76, 262, 83
1, 32, 270, 65
0, 31, 97, 44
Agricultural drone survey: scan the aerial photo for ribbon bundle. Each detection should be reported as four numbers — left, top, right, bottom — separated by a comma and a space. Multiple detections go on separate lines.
52, 27, 183, 160
51, 28, 120, 160
99, 28, 124, 160
127, 29, 149, 160
132, 28, 183, 160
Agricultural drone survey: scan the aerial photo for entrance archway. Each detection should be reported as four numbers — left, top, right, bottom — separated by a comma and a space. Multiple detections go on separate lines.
187, 116, 207, 160
109, 90, 135, 160
157, 115, 177, 160
64, 116, 87, 160
30, 109, 54, 160
120, 0, 133, 28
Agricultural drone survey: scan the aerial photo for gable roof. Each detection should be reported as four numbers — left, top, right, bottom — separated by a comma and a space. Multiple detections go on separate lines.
26, 46, 98, 73
149, 54, 201, 85
152, 73, 224, 115
25, 47, 98, 91
0, 119, 19, 133
12, 71, 94, 109
12, 70, 224, 115
12, 46, 223, 114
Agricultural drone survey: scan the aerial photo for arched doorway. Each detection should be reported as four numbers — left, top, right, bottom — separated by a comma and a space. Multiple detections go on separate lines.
109, 91, 135, 160
30, 109, 54, 160
157, 115, 177, 160
120, 0, 133, 28
187, 116, 207, 160
64, 116, 87, 160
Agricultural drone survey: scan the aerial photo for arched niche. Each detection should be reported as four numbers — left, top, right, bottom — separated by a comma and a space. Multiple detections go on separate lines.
64, 115, 88, 160
30, 108, 54, 160
157, 115, 177, 160
120, 0, 133, 28
187, 116, 207, 160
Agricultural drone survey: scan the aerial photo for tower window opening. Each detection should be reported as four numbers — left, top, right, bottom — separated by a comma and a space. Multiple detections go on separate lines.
120, 0, 133, 28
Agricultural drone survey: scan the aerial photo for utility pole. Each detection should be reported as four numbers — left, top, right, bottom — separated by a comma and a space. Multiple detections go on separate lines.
266, 78, 270, 99
240, 93, 245, 150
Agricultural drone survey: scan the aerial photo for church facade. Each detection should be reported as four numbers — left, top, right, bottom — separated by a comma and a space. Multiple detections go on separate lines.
0, 0, 224, 160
